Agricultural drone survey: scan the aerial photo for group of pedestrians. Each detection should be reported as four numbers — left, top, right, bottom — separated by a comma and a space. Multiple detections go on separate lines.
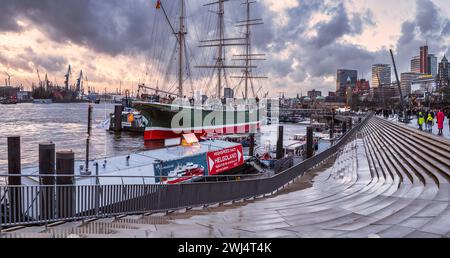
417, 109, 448, 136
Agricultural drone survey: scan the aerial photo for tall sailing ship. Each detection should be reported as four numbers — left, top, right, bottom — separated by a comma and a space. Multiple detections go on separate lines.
134, 0, 267, 142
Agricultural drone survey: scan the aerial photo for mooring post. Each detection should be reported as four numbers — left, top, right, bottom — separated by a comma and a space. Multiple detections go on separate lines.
85, 103, 93, 174
249, 133, 255, 157
56, 151, 75, 219
7, 136, 22, 222
39, 143, 56, 221
276, 126, 284, 160
114, 105, 123, 132
306, 127, 314, 159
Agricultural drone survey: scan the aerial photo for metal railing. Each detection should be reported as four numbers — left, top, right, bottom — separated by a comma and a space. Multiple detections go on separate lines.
0, 114, 371, 228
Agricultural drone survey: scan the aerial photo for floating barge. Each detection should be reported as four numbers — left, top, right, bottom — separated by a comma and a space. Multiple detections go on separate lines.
20, 140, 246, 187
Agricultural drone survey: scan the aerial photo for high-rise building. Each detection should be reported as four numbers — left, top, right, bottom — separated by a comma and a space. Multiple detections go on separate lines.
336, 69, 357, 97
411, 56, 421, 73
420, 45, 428, 74
437, 55, 449, 89
400, 72, 421, 97
428, 54, 438, 78
372, 64, 391, 88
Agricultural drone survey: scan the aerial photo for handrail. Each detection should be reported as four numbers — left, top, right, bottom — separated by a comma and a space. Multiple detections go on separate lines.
0, 173, 263, 179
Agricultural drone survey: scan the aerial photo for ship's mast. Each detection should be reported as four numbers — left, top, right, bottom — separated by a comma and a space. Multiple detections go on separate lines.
217, 0, 225, 99
197, 0, 250, 99
231, 0, 266, 100
178, 0, 186, 98
244, 0, 250, 100
155, 0, 186, 98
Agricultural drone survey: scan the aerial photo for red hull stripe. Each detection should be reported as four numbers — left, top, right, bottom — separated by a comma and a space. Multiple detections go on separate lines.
144, 123, 261, 141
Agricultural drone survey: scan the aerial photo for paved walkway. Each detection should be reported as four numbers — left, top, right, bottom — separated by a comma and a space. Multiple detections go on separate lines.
386, 116, 450, 141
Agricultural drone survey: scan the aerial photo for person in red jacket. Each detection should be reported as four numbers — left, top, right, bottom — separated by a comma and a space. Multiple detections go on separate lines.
436, 109, 445, 136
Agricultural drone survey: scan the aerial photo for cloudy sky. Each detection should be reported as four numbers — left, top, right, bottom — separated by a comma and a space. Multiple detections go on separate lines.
0, 0, 449, 97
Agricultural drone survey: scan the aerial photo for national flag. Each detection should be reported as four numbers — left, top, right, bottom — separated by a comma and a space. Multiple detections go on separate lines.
156, 0, 161, 9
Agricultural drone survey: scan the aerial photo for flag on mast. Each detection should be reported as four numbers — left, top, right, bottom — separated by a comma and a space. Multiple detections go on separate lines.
156, 0, 161, 9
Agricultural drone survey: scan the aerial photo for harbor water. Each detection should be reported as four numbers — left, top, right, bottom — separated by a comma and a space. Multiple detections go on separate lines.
0, 103, 144, 174
0, 103, 330, 177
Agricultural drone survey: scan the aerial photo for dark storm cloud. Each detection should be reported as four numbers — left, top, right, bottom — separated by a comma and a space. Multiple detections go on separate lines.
1, 47, 68, 73
0, 52, 32, 73
0, 0, 187, 56
394, 0, 450, 72
1, 0, 449, 93
279, 2, 386, 82
443, 21, 450, 36
416, 0, 442, 34
273, 0, 450, 90
311, 4, 353, 48
0, 3, 22, 32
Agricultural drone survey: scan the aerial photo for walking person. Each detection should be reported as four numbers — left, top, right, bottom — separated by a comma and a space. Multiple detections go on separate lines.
436, 109, 445, 136
418, 112, 425, 131
426, 113, 434, 133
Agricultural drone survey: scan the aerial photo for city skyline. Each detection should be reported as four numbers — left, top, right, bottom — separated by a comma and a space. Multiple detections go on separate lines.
0, 0, 449, 97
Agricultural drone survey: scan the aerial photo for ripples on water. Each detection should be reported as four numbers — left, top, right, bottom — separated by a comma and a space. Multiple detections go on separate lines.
0, 103, 146, 174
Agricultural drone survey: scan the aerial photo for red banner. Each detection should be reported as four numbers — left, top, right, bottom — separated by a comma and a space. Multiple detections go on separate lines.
207, 145, 244, 175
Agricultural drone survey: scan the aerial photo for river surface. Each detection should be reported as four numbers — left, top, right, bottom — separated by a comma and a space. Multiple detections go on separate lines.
0, 103, 144, 173
0, 103, 327, 174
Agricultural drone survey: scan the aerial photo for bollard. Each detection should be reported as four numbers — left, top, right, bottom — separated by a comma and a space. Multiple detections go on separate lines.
56, 151, 75, 219
114, 105, 123, 132
276, 126, 284, 160
39, 143, 56, 221
85, 104, 93, 174
306, 127, 314, 159
249, 133, 255, 157
7, 136, 22, 222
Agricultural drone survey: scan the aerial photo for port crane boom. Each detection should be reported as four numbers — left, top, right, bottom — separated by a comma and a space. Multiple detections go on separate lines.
389, 49, 405, 121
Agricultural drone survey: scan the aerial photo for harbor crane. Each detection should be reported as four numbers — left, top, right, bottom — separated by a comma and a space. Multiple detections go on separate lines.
389, 49, 407, 123
4, 72, 14, 86
64, 65, 72, 90
76, 70, 83, 95
35, 68, 42, 87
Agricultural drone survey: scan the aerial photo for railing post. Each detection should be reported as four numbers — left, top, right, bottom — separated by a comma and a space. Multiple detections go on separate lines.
39, 143, 55, 221
56, 151, 75, 219
276, 126, 284, 160
306, 127, 314, 159
7, 136, 22, 223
